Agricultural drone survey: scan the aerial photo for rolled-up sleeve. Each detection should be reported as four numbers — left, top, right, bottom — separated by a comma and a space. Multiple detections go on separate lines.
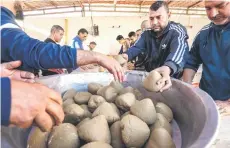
1, 28, 77, 70
1, 77, 11, 126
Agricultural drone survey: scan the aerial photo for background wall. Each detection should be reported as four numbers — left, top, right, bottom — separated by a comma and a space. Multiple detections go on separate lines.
23, 14, 210, 55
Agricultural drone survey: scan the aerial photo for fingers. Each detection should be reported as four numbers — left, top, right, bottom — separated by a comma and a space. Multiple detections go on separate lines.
111, 68, 119, 82
160, 79, 172, 92
46, 99, 64, 126
156, 76, 172, 92
114, 63, 124, 82
45, 86, 63, 105
4, 61, 22, 70
19, 70, 35, 79
35, 111, 55, 132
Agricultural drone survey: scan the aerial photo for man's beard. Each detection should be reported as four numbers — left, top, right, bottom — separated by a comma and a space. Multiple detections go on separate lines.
14, 2, 24, 20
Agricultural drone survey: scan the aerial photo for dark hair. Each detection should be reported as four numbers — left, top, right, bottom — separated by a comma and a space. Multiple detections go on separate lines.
128, 31, 136, 38
136, 29, 141, 32
116, 35, 124, 40
51, 25, 64, 33
78, 28, 88, 35
150, 1, 169, 13
90, 41, 97, 45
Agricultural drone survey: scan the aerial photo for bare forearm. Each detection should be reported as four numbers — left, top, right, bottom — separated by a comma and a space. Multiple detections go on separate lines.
182, 68, 196, 84
76, 50, 101, 66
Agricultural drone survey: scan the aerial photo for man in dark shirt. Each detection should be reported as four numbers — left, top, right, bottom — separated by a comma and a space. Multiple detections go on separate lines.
128, 31, 137, 47
42, 25, 65, 76
116, 35, 130, 54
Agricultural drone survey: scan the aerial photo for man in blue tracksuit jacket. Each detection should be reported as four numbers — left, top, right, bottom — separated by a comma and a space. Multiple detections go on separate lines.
123, 1, 189, 91
71, 28, 88, 50
1, 2, 123, 81
183, 1, 230, 101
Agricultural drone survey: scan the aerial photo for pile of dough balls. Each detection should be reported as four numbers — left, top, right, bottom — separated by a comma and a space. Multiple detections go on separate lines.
27, 81, 175, 148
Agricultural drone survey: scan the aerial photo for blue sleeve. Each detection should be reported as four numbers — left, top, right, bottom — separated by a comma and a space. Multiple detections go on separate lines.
1, 77, 11, 126
126, 32, 146, 60
164, 25, 189, 74
184, 33, 202, 72
1, 28, 77, 70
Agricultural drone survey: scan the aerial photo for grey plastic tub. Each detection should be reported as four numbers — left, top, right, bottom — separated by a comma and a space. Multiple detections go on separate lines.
1, 71, 219, 148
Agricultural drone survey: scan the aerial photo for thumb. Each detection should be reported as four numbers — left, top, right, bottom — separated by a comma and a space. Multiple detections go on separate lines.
4, 61, 22, 70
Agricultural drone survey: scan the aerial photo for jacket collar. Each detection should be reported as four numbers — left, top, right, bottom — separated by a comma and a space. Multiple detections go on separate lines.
150, 21, 171, 38
1, 6, 18, 26
212, 22, 230, 31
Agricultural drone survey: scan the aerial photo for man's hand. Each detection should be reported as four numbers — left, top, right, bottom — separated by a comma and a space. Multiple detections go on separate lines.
97, 55, 124, 82
10, 80, 64, 132
77, 50, 124, 82
1, 61, 35, 83
154, 66, 172, 92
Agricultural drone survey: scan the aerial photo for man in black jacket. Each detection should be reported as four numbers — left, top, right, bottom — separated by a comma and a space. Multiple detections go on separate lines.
42, 25, 65, 76
123, 1, 189, 92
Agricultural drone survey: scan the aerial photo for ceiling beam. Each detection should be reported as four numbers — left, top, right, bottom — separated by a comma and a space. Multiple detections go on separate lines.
188, 0, 202, 9
114, 0, 117, 11
114, 0, 117, 5
49, 1, 58, 8
23, 2, 37, 10
140, 0, 146, 6
167, 1, 173, 5
77, 0, 84, 8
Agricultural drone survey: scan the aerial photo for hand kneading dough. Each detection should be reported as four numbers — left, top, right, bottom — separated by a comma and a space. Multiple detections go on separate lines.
115, 93, 136, 111
63, 104, 85, 125
109, 81, 124, 92
121, 115, 150, 147
150, 113, 172, 135
74, 92, 92, 104
92, 102, 120, 124
110, 121, 126, 148
88, 95, 106, 112
78, 115, 111, 144
48, 123, 80, 148
156, 102, 173, 122
145, 128, 175, 148
130, 98, 156, 125
143, 70, 165, 92
63, 89, 77, 101
80, 142, 112, 148
88, 83, 103, 94
80, 105, 92, 118
27, 127, 49, 148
